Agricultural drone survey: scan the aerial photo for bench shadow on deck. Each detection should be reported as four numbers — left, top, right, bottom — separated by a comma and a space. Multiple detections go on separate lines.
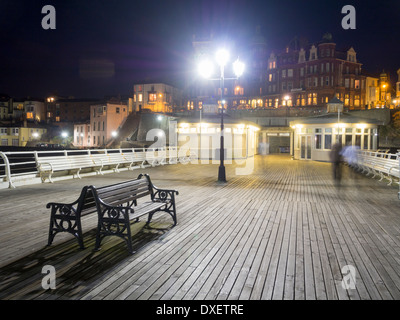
0, 221, 173, 300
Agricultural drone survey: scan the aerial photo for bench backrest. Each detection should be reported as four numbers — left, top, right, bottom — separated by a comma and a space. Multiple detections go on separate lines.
36, 155, 70, 170
89, 176, 153, 209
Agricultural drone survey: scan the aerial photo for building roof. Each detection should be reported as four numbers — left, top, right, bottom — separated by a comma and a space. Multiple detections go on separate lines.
289, 112, 384, 125
177, 114, 260, 127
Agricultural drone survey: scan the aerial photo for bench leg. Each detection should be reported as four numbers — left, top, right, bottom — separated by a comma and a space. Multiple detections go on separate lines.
170, 202, 178, 226
47, 205, 85, 249
95, 211, 135, 254
159, 203, 178, 227
41, 172, 53, 183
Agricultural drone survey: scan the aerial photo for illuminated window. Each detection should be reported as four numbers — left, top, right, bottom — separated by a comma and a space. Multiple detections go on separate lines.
149, 93, 157, 102
301, 96, 306, 106
138, 94, 143, 102
344, 94, 350, 106
26, 112, 33, 119
354, 95, 360, 107
234, 86, 244, 95
308, 93, 317, 105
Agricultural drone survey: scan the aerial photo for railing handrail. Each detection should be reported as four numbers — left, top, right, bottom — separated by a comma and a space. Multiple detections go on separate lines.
0, 146, 226, 188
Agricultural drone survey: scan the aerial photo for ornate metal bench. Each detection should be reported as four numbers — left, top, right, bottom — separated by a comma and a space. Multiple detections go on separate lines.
46, 174, 178, 253
91, 174, 178, 253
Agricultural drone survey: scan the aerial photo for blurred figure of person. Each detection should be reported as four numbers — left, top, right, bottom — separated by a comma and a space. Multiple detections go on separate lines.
341, 144, 359, 166
340, 144, 360, 179
330, 142, 343, 185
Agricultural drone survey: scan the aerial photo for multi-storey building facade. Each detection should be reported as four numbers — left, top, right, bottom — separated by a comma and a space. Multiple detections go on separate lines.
45, 96, 101, 123
133, 83, 183, 113
265, 34, 366, 110
78, 101, 128, 148
188, 33, 372, 112
365, 76, 380, 109
24, 100, 45, 123
0, 125, 47, 147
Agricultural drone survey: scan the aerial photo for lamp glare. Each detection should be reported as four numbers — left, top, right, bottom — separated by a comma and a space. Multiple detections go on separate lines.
233, 59, 245, 77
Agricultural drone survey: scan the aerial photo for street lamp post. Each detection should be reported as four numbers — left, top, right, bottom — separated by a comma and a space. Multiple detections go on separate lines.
198, 49, 244, 182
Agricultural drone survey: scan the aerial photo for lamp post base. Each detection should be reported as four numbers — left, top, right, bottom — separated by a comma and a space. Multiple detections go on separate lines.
218, 165, 226, 182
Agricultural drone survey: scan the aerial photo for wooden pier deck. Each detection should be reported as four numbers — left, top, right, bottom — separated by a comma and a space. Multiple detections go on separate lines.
1, 154, 400, 300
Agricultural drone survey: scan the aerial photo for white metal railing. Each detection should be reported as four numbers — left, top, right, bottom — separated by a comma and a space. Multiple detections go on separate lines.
346, 150, 400, 197
0, 146, 254, 189
0, 147, 175, 189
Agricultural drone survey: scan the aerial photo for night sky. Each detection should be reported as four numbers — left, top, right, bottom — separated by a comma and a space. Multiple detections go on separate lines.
1, 0, 399, 99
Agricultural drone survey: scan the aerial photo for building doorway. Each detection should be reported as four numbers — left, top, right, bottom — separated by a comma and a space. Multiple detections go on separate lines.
300, 135, 312, 160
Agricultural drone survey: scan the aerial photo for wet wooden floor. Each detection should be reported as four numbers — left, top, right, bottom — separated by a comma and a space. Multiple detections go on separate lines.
1, 154, 400, 300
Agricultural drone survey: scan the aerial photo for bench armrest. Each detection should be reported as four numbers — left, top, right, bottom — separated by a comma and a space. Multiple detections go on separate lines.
46, 186, 88, 212
46, 199, 80, 220
38, 162, 53, 172
152, 188, 179, 203
137, 173, 179, 196
97, 201, 132, 221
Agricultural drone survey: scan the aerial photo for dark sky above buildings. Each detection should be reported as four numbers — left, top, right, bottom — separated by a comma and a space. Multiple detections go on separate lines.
0, 0, 399, 99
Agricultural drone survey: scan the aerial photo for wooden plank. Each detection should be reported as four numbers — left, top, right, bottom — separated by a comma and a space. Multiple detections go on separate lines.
1, 155, 400, 300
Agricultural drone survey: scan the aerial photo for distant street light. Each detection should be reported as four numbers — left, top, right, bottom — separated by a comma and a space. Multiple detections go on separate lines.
61, 131, 68, 147
198, 48, 245, 182
111, 131, 118, 138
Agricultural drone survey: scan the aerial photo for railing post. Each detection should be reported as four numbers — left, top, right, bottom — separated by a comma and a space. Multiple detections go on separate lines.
398, 152, 400, 200
0, 152, 16, 189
